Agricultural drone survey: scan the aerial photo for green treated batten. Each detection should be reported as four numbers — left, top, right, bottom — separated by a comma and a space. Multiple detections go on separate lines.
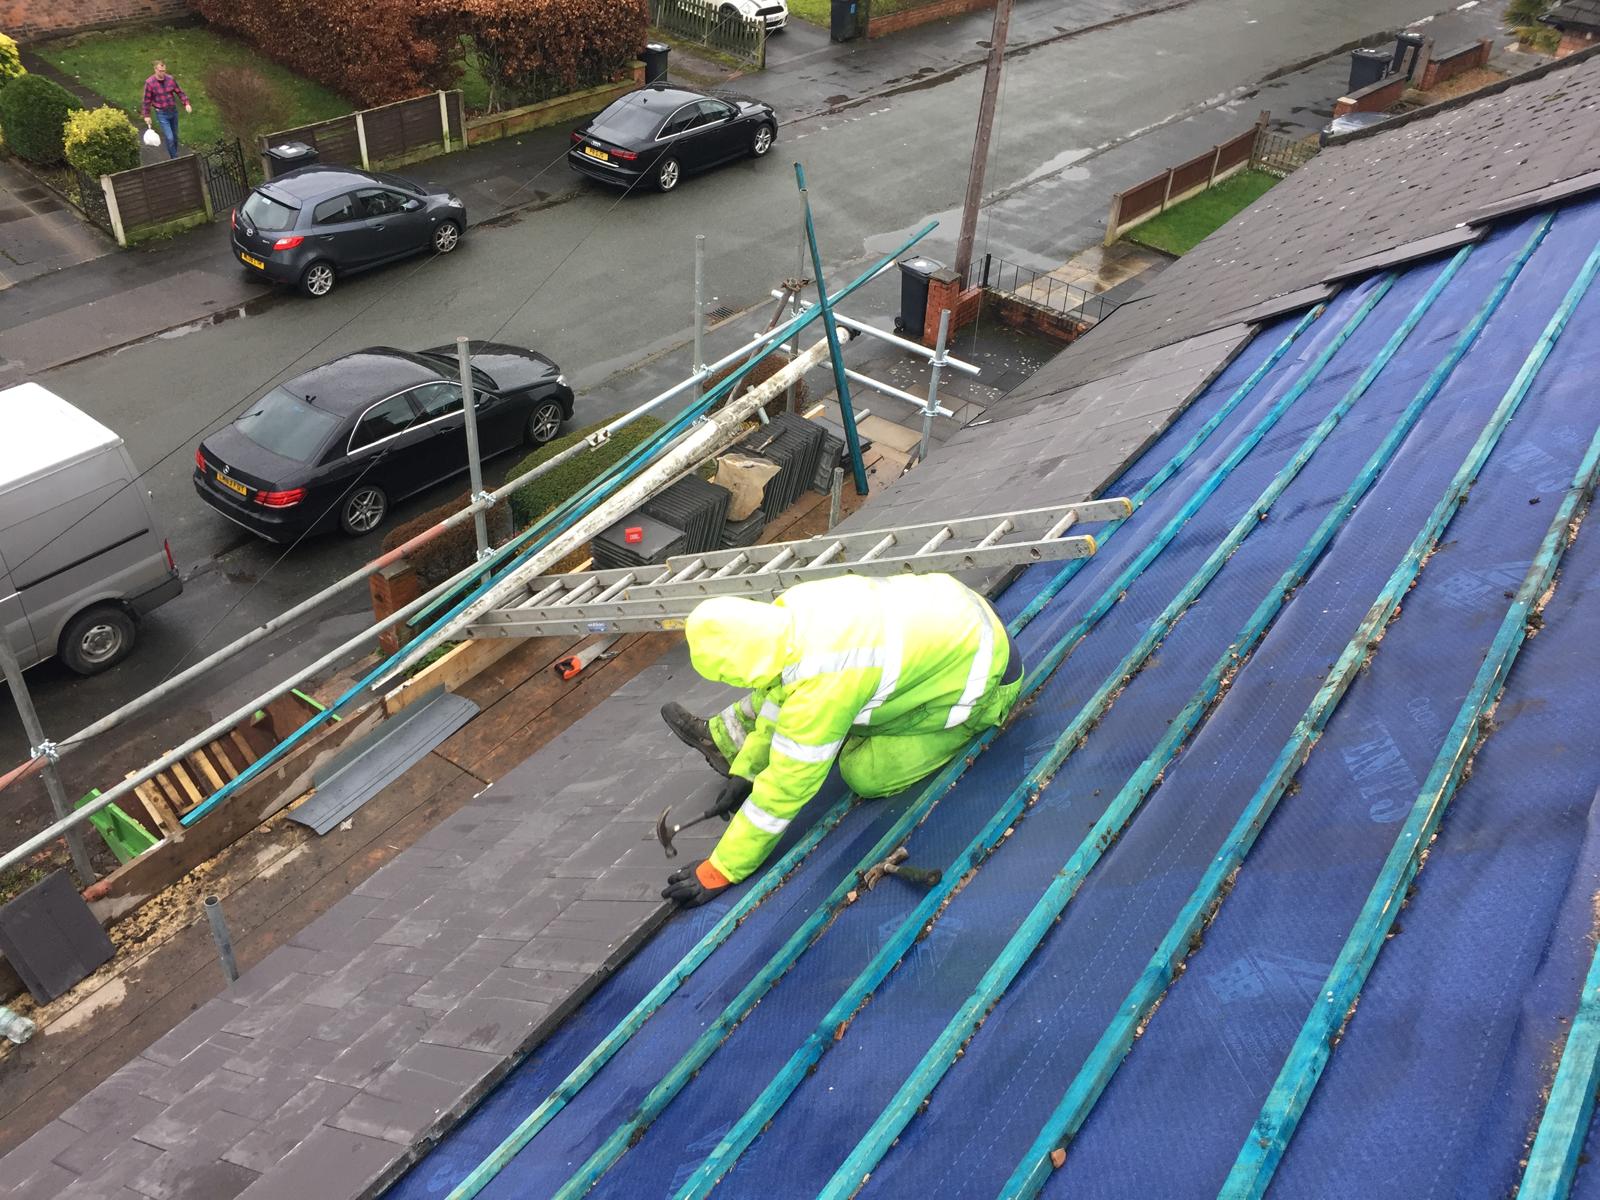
441, 301, 1324, 1200
1000, 215, 1554, 1200
1222, 233, 1600, 1200
542, 278, 1388, 1200
1521, 930, 1600, 1195
796, 162, 869, 497
815, 262, 1442, 1199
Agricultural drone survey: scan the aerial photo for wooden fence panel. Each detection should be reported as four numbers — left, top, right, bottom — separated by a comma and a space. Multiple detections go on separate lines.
1215, 127, 1256, 176
108, 155, 206, 231
1118, 174, 1170, 228
1168, 149, 1214, 199
261, 114, 361, 167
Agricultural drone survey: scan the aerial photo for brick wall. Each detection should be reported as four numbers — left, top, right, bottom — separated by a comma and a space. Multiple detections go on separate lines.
922, 269, 984, 347
981, 292, 1090, 345
1557, 28, 1600, 57
1332, 72, 1409, 118
867, 0, 992, 38
1, 0, 190, 43
1418, 38, 1492, 88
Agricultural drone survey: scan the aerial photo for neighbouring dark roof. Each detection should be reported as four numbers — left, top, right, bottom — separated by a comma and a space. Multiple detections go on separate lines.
1545, 0, 1600, 31
1020, 48, 1600, 401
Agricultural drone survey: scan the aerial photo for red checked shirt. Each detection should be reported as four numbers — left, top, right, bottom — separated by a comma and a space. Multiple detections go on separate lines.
141, 74, 189, 116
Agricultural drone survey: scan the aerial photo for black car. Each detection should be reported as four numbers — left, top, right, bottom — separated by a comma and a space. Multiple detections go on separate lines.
230, 165, 467, 298
568, 85, 777, 193
194, 344, 573, 542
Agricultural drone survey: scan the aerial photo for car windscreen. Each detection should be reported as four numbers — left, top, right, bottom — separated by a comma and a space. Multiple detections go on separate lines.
593, 99, 666, 141
373, 171, 426, 195
235, 388, 342, 462
241, 191, 299, 232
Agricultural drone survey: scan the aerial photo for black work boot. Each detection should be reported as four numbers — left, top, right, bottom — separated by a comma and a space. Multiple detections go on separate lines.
660, 702, 730, 777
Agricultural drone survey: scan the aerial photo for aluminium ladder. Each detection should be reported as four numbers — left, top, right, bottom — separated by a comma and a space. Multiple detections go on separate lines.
464, 499, 1132, 640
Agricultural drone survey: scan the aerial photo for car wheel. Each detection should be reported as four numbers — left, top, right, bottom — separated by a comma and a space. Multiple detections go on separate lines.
752, 123, 775, 157
656, 156, 682, 193
340, 484, 388, 536
299, 260, 335, 298
526, 399, 565, 446
432, 220, 462, 254
60, 605, 136, 676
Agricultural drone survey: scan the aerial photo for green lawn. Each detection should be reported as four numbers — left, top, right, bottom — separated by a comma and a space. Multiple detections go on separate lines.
35, 25, 350, 146
1125, 168, 1280, 256
786, 0, 831, 25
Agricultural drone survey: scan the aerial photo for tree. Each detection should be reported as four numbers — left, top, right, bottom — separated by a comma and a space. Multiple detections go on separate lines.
1505, 0, 1561, 51
203, 66, 292, 147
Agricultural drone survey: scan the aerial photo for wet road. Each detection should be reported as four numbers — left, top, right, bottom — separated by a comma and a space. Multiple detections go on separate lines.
2, 0, 1499, 840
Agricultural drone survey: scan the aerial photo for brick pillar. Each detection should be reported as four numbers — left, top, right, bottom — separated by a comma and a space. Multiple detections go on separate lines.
371, 561, 422, 655
922, 267, 985, 348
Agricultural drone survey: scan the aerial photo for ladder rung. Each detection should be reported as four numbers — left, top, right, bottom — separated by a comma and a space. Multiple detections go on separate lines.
976, 519, 1014, 549
859, 534, 897, 562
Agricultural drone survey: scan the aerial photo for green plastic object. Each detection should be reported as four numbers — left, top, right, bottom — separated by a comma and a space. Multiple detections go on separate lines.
75, 788, 159, 864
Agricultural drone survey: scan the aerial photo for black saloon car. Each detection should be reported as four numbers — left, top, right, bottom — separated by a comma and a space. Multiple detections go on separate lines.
568, 85, 777, 193
231, 165, 467, 298
194, 344, 573, 542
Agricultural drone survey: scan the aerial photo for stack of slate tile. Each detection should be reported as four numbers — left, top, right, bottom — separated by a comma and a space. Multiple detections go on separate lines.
809, 415, 871, 492
719, 508, 766, 548
592, 512, 688, 570
741, 413, 826, 520
641, 475, 731, 554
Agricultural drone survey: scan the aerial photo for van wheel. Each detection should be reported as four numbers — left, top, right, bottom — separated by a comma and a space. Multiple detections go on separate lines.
60, 605, 136, 675
340, 484, 388, 535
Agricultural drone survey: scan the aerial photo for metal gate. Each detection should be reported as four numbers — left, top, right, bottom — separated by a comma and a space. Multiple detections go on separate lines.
650, 0, 767, 67
196, 140, 251, 213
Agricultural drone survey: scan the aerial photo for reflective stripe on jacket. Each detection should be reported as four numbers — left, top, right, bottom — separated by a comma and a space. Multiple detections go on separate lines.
685, 574, 1010, 882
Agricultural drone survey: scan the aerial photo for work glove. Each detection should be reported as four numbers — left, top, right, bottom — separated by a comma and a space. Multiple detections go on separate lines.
708, 775, 753, 821
663, 860, 732, 908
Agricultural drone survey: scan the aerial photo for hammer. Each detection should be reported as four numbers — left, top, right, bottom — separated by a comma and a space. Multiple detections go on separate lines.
655, 804, 724, 859
860, 846, 943, 891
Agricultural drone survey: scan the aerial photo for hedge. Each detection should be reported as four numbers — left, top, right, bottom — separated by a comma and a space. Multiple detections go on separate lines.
0, 33, 22, 87
191, 0, 461, 108
457, 0, 648, 109
0, 74, 82, 165
705, 352, 809, 421
64, 106, 141, 177
507, 413, 664, 528
379, 490, 514, 587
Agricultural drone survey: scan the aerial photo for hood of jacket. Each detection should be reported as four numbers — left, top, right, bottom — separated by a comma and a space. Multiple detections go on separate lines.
684, 596, 793, 688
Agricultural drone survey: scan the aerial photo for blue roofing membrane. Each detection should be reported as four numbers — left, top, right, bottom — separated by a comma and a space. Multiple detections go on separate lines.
389, 197, 1600, 1198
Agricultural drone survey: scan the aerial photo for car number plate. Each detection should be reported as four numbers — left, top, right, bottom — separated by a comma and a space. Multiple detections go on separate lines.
239, 252, 265, 269
215, 470, 249, 496
583, 146, 609, 162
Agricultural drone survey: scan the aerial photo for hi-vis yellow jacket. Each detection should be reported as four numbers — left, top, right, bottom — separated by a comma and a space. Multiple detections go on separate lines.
684, 573, 1012, 882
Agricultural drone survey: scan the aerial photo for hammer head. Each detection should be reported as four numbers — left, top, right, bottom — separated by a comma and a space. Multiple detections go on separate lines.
655, 806, 679, 858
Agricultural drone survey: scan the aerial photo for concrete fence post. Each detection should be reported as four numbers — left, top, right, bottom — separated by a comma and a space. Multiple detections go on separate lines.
194, 156, 214, 221
438, 90, 452, 153
100, 175, 127, 247
1208, 143, 1222, 188
354, 111, 371, 169
1159, 167, 1175, 213
1104, 190, 1123, 245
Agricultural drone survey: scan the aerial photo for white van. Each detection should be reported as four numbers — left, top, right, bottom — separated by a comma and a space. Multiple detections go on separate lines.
1, 383, 181, 675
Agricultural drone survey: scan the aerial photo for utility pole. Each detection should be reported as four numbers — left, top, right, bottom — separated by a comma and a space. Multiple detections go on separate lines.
953, 0, 1015, 284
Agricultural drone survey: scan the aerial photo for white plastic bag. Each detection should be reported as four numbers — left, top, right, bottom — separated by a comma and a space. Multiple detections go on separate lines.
142, 127, 161, 148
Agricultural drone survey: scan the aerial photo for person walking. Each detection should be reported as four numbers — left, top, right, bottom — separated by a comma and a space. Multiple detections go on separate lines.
659, 573, 1024, 908
141, 60, 191, 159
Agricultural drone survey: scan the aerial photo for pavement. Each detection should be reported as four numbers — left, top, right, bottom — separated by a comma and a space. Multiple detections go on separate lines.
0, 0, 1524, 892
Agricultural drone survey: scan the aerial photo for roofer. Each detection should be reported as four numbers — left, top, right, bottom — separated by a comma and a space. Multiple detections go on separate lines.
659, 573, 1024, 907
